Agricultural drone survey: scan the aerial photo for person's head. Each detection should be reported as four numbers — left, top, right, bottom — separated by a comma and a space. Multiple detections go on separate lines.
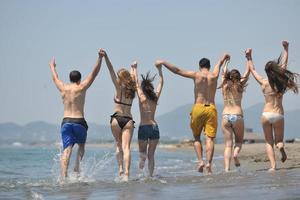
219, 69, 247, 93
265, 59, 298, 94
199, 58, 211, 70
117, 68, 136, 99
69, 70, 81, 83
227, 69, 241, 83
141, 72, 158, 103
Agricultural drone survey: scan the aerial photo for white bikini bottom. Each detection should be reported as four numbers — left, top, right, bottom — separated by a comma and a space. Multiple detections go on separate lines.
262, 112, 284, 124
223, 114, 243, 125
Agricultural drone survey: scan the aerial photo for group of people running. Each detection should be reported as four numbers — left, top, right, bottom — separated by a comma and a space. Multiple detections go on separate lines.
49, 40, 298, 181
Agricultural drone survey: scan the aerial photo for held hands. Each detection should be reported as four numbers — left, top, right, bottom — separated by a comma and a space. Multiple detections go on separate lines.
155, 60, 163, 70
282, 40, 289, 49
222, 53, 230, 62
49, 57, 56, 68
245, 48, 252, 60
99, 48, 107, 58
131, 61, 137, 69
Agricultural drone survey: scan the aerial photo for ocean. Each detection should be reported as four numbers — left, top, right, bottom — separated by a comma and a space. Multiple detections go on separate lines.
0, 144, 300, 200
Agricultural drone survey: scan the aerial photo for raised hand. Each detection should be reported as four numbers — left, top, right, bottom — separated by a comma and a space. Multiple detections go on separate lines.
49, 57, 56, 68
282, 40, 289, 49
131, 61, 137, 69
99, 48, 107, 58
245, 48, 252, 59
222, 53, 230, 62
155, 59, 164, 66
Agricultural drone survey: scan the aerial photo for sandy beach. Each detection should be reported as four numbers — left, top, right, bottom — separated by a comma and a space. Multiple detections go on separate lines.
161, 142, 300, 172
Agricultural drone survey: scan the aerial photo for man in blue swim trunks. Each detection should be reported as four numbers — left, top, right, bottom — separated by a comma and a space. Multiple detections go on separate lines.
49, 49, 103, 178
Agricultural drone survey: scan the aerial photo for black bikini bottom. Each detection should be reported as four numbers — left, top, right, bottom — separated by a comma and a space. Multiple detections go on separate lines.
110, 112, 134, 129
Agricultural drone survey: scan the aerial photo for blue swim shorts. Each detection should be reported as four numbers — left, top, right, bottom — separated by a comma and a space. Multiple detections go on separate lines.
138, 124, 160, 141
61, 118, 88, 149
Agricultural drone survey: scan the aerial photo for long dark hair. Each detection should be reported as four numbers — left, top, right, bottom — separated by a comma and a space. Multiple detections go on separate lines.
218, 69, 247, 93
265, 56, 298, 95
141, 72, 158, 103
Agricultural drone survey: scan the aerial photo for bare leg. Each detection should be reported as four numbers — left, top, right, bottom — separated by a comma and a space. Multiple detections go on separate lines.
147, 139, 159, 177
61, 146, 72, 178
111, 119, 123, 176
262, 117, 276, 170
205, 135, 215, 174
233, 119, 244, 167
222, 119, 233, 172
122, 121, 134, 179
138, 140, 148, 170
74, 144, 85, 173
193, 129, 205, 172
273, 118, 286, 162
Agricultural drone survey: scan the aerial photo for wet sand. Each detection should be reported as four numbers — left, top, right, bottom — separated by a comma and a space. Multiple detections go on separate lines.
163, 142, 300, 172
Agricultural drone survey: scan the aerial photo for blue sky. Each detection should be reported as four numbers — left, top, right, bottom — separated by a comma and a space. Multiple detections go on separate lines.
0, 0, 299, 125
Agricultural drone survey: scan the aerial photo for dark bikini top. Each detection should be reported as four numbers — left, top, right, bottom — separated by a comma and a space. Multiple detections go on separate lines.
114, 89, 132, 106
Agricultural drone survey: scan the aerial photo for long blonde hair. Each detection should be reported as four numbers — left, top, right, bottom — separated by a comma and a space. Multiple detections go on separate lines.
117, 68, 136, 99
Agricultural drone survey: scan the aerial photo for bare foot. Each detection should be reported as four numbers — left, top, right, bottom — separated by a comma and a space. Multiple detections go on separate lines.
119, 169, 124, 177
268, 168, 276, 172
280, 148, 287, 163
233, 156, 241, 167
206, 164, 212, 175
197, 161, 205, 173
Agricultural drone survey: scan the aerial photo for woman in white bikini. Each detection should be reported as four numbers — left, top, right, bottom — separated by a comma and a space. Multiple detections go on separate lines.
100, 49, 136, 181
131, 61, 163, 177
246, 41, 298, 171
219, 56, 250, 172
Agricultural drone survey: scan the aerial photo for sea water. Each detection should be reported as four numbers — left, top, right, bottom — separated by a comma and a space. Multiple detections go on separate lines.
0, 145, 299, 200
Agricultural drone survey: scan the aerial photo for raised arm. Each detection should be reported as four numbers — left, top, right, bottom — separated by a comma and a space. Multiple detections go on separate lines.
221, 59, 230, 82
131, 61, 146, 102
245, 48, 264, 85
157, 60, 196, 79
155, 61, 164, 99
81, 49, 103, 90
101, 49, 119, 89
212, 53, 230, 77
280, 40, 289, 69
241, 57, 250, 83
49, 58, 64, 92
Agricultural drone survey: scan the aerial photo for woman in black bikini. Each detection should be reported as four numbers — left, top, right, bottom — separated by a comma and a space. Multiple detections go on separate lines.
100, 49, 136, 181
219, 56, 250, 172
246, 41, 298, 171
131, 61, 163, 177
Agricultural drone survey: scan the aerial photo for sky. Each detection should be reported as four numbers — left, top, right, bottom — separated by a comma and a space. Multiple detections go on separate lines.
0, 0, 300, 125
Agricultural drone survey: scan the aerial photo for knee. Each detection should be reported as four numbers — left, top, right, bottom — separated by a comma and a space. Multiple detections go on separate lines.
148, 153, 154, 161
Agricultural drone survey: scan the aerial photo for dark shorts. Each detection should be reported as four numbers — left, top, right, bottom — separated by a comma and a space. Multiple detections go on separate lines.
61, 118, 88, 149
138, 124, 160, 141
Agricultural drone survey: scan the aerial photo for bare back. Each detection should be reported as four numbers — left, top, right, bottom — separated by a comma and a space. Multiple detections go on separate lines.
194, 71, 218, 105
61, 84, 86, 118
139, 99, 157, 125
222, 83, 244, 115
261, 80, 283, 114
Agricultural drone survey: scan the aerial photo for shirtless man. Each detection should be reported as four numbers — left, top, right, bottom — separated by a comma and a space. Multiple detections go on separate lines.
157, 53, 230, 173
49, 49, 103, 178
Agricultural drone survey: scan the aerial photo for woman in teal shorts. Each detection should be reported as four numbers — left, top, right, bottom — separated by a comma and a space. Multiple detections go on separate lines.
131, 61, 164, 177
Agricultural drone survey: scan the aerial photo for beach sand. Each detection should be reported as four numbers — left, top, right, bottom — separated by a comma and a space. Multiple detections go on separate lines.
161, 142, 300, 172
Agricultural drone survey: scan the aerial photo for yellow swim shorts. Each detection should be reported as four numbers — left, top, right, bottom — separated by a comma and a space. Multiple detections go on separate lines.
190, 104, 218, 138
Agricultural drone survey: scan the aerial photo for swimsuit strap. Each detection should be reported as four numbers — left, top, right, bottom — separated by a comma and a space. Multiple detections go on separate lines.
114, 89, 132, 106
224, 98, 241, 103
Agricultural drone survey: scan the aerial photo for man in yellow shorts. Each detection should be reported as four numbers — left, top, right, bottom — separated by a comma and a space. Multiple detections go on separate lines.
157, 54, 229, 174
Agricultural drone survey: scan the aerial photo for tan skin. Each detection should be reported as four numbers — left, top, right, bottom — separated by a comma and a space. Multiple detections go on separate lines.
100, 49, 134, 180
157, 53, 229, 174
131, 61, 164, 177
49, 50, 102, 178
221, 58, 250, 172
247, 41, 289, 171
